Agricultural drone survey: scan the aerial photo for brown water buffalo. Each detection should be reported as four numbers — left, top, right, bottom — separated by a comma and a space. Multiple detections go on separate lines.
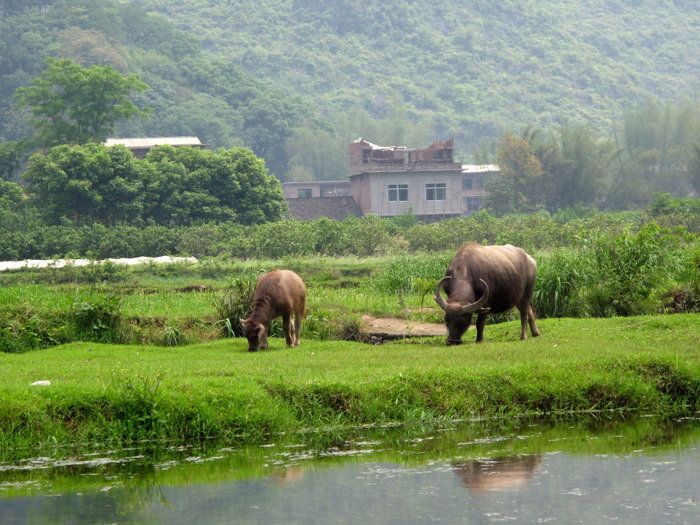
241, 270, 306, 352
453, 455, 542, 493
434, 243, 540, 344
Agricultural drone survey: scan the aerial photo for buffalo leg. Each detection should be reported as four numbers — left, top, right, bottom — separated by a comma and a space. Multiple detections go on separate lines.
283, 314, 293, 347
528, 305, 540, 337
475, 313, 487, 342
293, 310, 302, 347
261, 323, 270, 349
519, 305, 529, 340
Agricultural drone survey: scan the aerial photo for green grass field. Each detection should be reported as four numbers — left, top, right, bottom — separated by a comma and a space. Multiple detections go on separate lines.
0, 256, 448, 350
1, 314, 698, 459
1, 247, 698, 459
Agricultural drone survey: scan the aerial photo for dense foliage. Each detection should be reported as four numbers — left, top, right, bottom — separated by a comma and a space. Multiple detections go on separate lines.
1, 200, 696, 261
15, 58, 148, 147
0, 0, 309, 178
485, 101, 700, 213
1, 0, 698, 180
21, 144, 285, 227
0, 140, 24, 181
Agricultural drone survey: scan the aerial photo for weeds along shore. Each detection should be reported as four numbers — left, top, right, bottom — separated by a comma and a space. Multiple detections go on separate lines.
1, 315, 698, 458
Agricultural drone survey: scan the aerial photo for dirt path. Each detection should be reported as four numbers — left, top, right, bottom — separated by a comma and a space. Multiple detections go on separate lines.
361, 315, 446, 340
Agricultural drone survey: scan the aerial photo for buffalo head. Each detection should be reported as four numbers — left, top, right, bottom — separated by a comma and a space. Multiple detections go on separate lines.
240, 318, 268, 352
434, 277, 490, 345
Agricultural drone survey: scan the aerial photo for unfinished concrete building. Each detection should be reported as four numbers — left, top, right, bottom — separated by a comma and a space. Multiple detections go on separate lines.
283, 139, 498, 221
349, 139, 466, 220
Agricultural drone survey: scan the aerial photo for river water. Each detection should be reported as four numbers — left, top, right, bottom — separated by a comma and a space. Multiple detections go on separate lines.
1, 417, 698, 524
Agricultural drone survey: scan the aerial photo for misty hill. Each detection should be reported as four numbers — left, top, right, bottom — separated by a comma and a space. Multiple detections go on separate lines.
154, 0, 698, 136
1, 0, 698, 178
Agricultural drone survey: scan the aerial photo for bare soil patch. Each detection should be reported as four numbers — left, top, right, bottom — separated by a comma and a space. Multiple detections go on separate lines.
361, 315, 446, 340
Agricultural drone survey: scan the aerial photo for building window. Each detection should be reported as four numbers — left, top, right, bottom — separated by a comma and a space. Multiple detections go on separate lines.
297, 188, 312, 198
425, 182, 446, 201
464, 196, 483, 214
388, 184, 408, 202
463, 176, 473, 189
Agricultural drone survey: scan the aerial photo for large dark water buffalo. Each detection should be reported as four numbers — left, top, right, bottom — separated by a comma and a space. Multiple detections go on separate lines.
453, 455, 542, 493
241, 270, 306, 351
434, 243, 540, 344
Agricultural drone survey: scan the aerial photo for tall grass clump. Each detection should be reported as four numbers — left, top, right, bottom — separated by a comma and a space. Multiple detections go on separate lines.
662, 242, 700, 313
65, 291, 123, 343
586, 223, 687, 316
213, 273, 258, 337
534, 222, 696, 318
303, 309, 364, 341
0, 308, 66, 353
534, 248, 591, 317
373, 253, 452, 294
648, 193, 700, 233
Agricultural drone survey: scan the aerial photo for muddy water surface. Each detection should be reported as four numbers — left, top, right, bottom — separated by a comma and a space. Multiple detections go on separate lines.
1, 417, 698, 524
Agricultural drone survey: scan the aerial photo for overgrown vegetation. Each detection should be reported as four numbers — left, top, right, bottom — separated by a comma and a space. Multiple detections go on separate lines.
20, 142, 285, 227
3, 200, 697, 261
484, 103, 700, 213
534, 223, 699, 317
65, 291, 123, 343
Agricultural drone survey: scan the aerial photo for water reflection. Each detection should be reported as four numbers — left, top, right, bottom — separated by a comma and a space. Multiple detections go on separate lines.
453, 455, 542, 493
0, 417, 698, 524
272, 466, 306, 485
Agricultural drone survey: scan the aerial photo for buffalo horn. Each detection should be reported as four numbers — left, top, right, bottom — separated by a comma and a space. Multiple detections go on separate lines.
433, 276, 451, 311
460, 279, 490, 314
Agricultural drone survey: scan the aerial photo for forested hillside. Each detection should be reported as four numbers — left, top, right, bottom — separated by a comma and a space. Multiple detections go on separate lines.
1, 0, 698, 180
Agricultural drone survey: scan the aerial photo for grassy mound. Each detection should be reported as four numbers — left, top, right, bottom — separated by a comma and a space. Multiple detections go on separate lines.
1, 315, 698, 458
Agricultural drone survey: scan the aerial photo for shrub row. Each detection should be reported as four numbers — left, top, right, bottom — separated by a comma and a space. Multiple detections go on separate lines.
0, 209, 678, 261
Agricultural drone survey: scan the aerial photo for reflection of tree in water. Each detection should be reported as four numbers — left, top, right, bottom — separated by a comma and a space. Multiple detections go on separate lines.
112, 462, 171, 518
452, 455, 542, 493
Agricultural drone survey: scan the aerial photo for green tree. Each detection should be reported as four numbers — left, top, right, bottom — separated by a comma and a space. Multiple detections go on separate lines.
241, 93, 307, 178
0, 180, 31, 259
142, 146, 286, 226
527, 124, 615, 210
484, 133, 544, 215
608, 100, 700, 208
23, 143, 143, 225
15, 58, 148, 147
0, 140, 24, 181
0, 180, 26, 220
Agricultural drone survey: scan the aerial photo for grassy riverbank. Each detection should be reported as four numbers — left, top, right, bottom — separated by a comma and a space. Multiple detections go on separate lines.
1, 314, 698, 458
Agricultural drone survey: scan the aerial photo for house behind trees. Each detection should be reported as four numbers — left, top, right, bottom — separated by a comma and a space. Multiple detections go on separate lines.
283, 139, 497, 220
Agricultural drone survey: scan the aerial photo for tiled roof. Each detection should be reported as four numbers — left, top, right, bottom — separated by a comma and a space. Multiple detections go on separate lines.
105, 137, 203, 148
286, 196, 363, 221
